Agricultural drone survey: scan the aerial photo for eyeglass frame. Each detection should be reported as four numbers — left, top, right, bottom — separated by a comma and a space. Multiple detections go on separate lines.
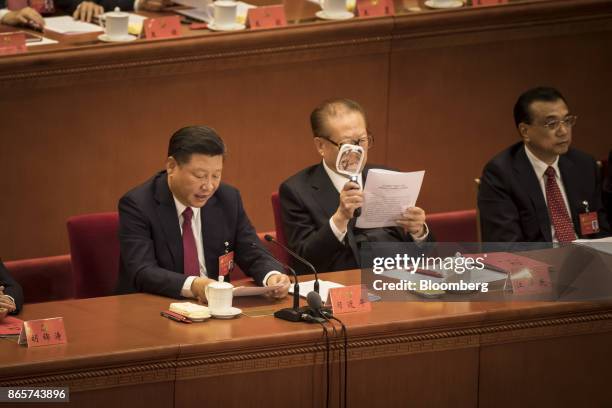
319, 132, 374, 149
530, 114, 578, 131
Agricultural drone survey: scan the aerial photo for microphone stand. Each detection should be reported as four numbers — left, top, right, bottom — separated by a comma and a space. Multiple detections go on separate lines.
264, 234, 321, 294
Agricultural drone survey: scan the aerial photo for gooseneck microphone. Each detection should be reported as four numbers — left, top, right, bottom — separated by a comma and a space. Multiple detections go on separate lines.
349, 175, 362, 218
264, 234, 320, 294
251, 242, 301, 322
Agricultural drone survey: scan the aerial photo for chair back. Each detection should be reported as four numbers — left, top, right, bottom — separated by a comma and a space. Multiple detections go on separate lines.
67, 212, 120, 299
427, 209, 479, 242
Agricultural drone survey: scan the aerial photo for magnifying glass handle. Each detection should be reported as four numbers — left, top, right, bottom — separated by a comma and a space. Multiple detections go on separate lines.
349, 175, 362, 218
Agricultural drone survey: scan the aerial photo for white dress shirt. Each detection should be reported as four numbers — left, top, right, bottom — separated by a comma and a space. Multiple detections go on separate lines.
524, 145, 574, 242
173, 196, 280, 298
321, 160, 428, 242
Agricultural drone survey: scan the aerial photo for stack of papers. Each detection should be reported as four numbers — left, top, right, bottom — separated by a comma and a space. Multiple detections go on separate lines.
44, 16, 103, 35
289, 279, 344, 303
573, 237, 612, 256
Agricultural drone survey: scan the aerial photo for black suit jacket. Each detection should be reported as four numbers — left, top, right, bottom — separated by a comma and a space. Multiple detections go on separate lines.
279, 163, 431, 274
116, 171, 278, 298
54, 0, 135, 14
478, 143, 610, 242
0, 260, 24, 314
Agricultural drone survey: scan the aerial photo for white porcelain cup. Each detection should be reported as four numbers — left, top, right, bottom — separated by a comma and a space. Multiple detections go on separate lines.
321, 0, 347, 16
205, 276, 234, 314
430, 0, 456, 6
213, 0, 238, 28
102, 7, 129, 40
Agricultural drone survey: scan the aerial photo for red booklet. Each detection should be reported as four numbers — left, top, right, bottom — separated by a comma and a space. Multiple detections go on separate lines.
0, 316, 24, 336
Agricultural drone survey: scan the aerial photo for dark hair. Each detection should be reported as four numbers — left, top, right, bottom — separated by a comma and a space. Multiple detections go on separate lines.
310, 98, 367, 138
167, 126, 226, 165
513, 87, 568, 128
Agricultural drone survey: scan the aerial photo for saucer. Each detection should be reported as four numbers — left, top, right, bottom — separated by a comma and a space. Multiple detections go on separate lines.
208, 22, 246, 32
98, 33, 138, 43
189, 315, 211, 322
315, 10, 354, 20
424, 0, 463, 9
211, 307, 242, 319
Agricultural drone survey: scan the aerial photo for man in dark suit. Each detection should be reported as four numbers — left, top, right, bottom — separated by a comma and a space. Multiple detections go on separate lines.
279, 98, 431, 274
478, 87, 609, 242
0, 260, 24, 321
117, 126, 290, 300
0, 0, 44, 27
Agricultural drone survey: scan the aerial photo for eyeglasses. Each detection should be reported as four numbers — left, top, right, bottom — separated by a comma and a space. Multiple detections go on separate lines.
321, 133, 374, 150
535, 115, 578, 131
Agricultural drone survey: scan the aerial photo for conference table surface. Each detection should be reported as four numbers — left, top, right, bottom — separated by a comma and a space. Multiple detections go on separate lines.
1, 268, 612, 406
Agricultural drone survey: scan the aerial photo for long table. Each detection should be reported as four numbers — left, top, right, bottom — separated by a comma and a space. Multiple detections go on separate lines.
1, 269, 612, 408
2, 0, 612, 261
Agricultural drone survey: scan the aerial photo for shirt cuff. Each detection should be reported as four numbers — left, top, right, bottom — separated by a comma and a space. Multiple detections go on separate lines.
0, 9, 10, 23
181, 276, 197, 298
263, 270, 281, 286
329, 217, 347, 242
410, 222, 429, 243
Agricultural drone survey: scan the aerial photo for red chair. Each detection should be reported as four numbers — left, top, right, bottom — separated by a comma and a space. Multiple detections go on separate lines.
426, 209, 479, 242
5, 255, 74, 303
67, 212, 120, 299
270, 192, 290, 264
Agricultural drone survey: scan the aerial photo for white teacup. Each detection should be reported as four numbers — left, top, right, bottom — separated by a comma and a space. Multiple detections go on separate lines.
321, 0, 347, 16
213, 0, 238, 28
205, 276, 234, 314
102, 7, 129, 40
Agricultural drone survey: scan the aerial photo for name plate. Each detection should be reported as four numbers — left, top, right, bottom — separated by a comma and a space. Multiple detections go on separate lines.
356, 0, 394, 18
18, 317, 67, 347
143, 16, 182, 40
247, 6, 287, 30
329, 284, 371, 315
510, 267, 552, 295
0, 33, 27, 56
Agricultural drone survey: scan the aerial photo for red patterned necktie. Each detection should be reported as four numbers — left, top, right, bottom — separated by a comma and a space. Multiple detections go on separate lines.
544, 166, 576, 242
182, 207, 200, 276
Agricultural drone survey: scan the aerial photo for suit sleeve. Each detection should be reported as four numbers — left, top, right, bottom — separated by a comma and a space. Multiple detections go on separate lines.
55, 0, 134, 14
0, 261, 24, 314
231, 190, 278, 286
478, 161, 525, 242
279, 181, 349, 273
118, 195, 187, 298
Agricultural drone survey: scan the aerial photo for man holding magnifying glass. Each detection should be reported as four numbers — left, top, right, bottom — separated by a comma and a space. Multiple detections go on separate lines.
279, 98, 430, 274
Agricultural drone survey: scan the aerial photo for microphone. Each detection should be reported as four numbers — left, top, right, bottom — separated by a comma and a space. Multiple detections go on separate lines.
349, 175, 362, 218
264, 234, 320, 294
251, 242, 301, 322
306, 290, 333, 317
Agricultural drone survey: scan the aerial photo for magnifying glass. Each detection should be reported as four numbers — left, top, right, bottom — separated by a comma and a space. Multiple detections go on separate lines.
335, 144, 365, 217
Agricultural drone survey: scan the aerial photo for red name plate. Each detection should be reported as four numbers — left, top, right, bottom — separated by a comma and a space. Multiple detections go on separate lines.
0, 33, 27, 56
329, 284, 371, 315
18, 317, 67, 347
472, 0, 508, 7
247, 5, 287, 30
356, 0, 394, 18
143, 16, 182, 40
510, 267, 552, 296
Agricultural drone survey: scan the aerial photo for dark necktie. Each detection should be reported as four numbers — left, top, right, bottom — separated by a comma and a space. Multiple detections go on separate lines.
182, 207, 200, 276
544, 166, 576, 242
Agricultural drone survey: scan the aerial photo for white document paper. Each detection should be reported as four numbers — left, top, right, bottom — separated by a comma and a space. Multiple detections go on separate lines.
233, 284, 284, 297
174, 1, 255, 23
355, 169, 425, 229
44, 16, 103, 34
573, 237, 612, 256
288, 280, 345, 303
26, 37, 59, 47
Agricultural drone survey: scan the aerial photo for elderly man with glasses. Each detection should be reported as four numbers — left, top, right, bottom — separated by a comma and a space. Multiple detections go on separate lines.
278, 98, 431, 274
478, 86, 610, 242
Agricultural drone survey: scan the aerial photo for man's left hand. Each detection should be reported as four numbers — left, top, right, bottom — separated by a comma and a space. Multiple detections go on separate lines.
396, 206, 426, 237
73, 1, 104, 23
265, 274, 291, 299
